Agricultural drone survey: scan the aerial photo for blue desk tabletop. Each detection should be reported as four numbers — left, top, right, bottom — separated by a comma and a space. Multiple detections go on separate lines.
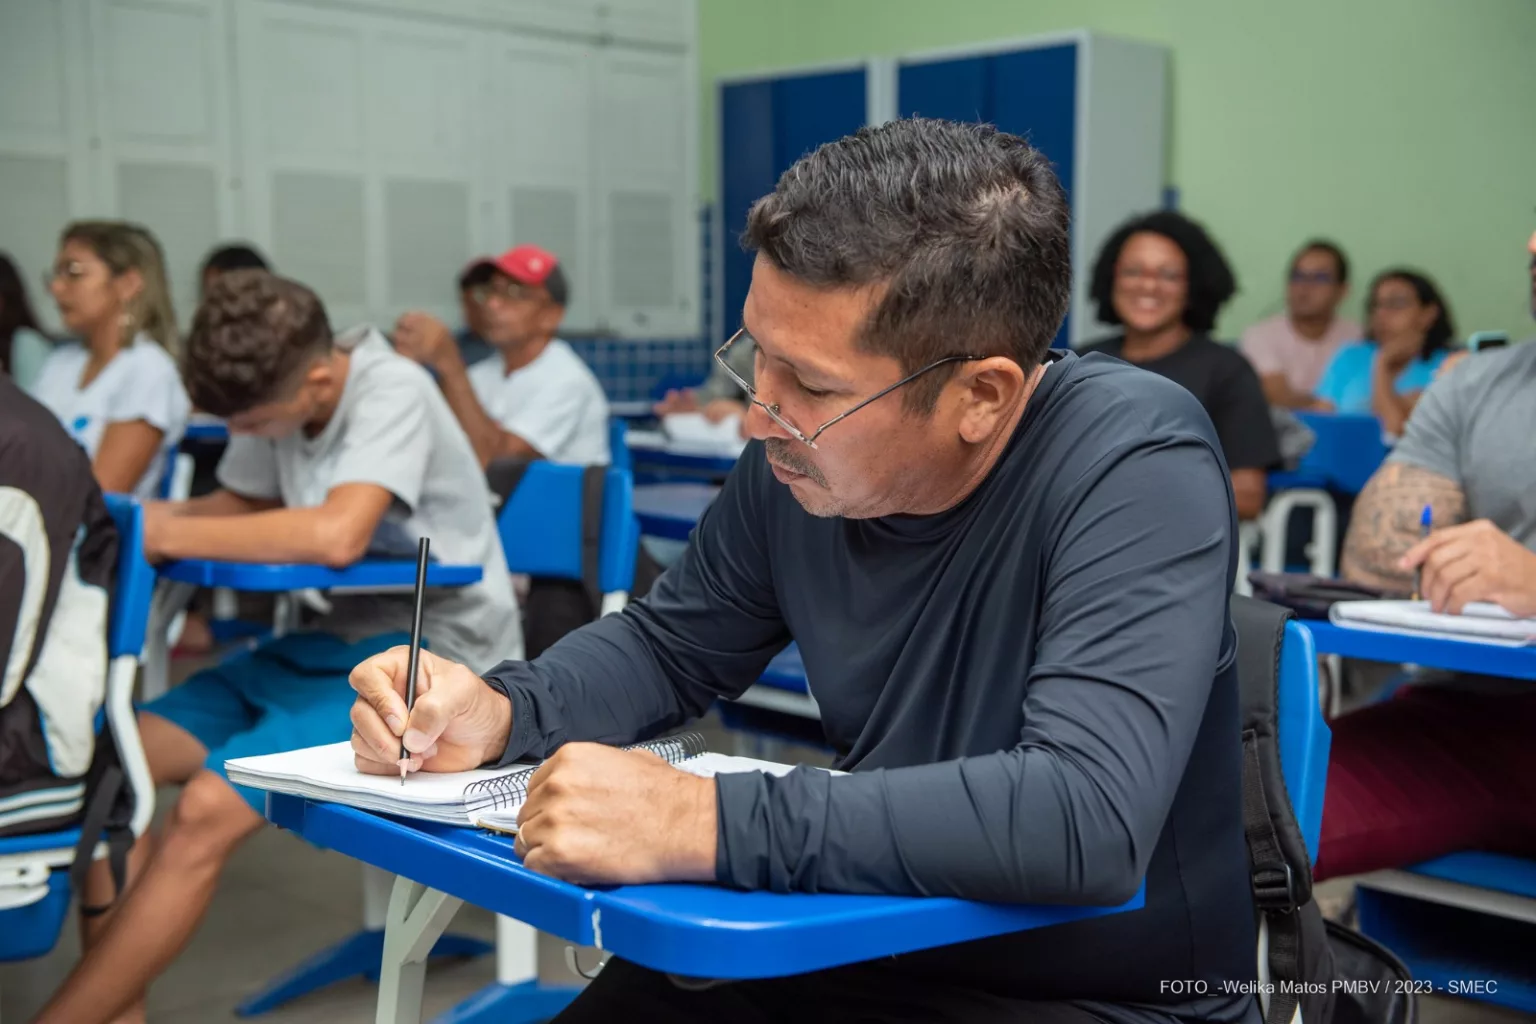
183, 418, 230, 443
158, 558, 483, 591
633, 483, 720, 541
627, 432, 741, 480
265, 794, 1141, 980
760, 644, 808, 694
1302, 621, 1536, 681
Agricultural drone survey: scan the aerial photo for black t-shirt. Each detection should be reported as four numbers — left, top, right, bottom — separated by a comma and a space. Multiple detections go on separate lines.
1083, 334, 1282, 472
485, 350, 1258, 1021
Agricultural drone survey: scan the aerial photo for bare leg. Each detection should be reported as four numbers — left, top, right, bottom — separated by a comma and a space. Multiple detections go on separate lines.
46, 716, 249, 1024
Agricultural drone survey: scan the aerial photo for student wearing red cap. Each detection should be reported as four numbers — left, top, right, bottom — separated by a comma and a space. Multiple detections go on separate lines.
394, 245, 610, 466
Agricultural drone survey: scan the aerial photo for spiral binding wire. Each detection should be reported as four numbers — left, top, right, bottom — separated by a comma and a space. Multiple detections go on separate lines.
464, 731, 709, 813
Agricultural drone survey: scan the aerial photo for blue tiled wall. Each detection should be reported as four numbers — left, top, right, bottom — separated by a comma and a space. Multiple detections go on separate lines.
570, 205, 716, 403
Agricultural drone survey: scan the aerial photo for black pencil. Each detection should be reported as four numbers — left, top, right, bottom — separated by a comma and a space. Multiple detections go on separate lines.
401, 537, 430, 785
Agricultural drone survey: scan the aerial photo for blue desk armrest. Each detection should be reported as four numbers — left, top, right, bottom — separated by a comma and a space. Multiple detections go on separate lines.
266, 795, 1143, 981
1303, 621, 1536, 682
158, 559, 482, 591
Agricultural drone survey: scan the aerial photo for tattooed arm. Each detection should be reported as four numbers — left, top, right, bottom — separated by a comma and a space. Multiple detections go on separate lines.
1340, 461, 1467, 592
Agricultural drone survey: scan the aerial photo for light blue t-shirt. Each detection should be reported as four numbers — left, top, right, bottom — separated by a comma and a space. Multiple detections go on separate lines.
1315, 341, 1446, 415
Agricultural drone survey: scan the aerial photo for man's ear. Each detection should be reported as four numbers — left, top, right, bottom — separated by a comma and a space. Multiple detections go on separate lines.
538, 300, 565, 334
955, 356, 1027, 444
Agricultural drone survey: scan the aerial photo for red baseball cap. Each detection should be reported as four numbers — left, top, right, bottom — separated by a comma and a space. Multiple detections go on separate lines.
458, 245, 568, 305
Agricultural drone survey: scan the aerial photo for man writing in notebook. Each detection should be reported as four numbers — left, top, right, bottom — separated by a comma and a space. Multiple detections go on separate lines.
35, 271, 517, 1024
352, 118, 1259, 1024
1315, 225, 1536, 883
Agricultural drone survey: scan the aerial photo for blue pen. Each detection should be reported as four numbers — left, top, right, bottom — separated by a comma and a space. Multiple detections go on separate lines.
1412, 505, 1432, 601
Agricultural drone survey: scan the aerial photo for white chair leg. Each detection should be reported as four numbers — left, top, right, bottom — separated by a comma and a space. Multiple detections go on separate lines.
496, 914, 538, 985
376, 876, 462, 1024
363, 864, 394, 931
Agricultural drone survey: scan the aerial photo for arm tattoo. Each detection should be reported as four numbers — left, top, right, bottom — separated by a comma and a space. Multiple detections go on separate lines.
1340, 462, 1467, 592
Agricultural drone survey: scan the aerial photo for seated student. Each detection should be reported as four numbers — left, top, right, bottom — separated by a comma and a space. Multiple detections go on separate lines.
28, 221, 189, 501
349, 119, 1261, 1024
1320, 252, 1536, 879
197, 242, 269, 302
33, 270, 519, 1024
652, 332, 755, 427
1082, 211, 1281, 520
1314, 268, 1452, 435
393, 245, 610, 466
1240, 239, 1361, 409
1, 251, 53, 390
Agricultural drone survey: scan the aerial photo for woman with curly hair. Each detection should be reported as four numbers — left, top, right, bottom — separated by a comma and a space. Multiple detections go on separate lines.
1082, 211, 1280, 520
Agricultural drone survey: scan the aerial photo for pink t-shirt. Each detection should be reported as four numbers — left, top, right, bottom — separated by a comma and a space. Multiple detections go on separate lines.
1239, 313, 1361, 397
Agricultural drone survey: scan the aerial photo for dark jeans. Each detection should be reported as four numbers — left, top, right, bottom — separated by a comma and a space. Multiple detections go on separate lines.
555, 957, 1133, 1024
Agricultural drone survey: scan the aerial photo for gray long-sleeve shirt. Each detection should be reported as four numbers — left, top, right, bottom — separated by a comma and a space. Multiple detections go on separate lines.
484, 350, 1258, 1017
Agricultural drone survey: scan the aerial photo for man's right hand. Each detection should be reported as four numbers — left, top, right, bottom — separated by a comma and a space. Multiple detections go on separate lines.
348, 647, 512, 776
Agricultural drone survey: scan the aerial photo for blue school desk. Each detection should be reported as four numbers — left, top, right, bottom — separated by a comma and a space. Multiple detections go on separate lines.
633, 483, 720, 542
1308, 618, 1536, 1012
263, 793, 1144, 1024
183, 417, 231, 444
625, 432, 740, 483
1303, 621, 1536, 681
141, 557, 491, 1016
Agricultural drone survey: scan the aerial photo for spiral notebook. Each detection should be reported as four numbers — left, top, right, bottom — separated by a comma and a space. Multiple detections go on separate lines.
1329, 600, 1536, 647
225, 732, 806, 833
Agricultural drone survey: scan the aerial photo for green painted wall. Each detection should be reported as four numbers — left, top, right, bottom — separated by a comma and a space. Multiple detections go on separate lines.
700, 0, 1536, 341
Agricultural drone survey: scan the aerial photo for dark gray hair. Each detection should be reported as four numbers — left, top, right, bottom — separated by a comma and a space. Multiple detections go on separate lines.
742, 117, 1071, 412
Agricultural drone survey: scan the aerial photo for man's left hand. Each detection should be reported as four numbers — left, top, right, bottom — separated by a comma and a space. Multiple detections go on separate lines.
1401, 519, 1536, 617
393, 312, 457, 372
513, 742, 717, 886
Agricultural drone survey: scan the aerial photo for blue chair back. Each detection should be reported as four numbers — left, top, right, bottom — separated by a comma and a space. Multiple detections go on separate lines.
1279, 621, 1330, 862
498, 463, 638, 595
1290, 412, 1390, 495
104, 496, 155, 657
608, 418, 632, 473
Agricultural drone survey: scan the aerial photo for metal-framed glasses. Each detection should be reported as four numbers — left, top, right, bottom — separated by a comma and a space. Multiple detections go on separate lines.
713, 328, 980, 449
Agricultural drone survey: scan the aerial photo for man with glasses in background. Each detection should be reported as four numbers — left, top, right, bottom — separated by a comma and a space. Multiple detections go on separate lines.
393, 245, 610, 467
1240, 239, 1361, 410
349, 119, 1261, 1023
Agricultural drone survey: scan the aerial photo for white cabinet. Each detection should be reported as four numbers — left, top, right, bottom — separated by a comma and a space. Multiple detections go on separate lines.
0, 0, 697, 339
592, 47, 697, 337
88, 0, 238, 326
0, 0, 95, 331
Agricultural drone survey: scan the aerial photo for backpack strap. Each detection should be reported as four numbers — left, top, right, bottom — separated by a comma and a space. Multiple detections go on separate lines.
579, 466, 606, 618
68, 763, 131, 917
1231, 595, 1316, 1024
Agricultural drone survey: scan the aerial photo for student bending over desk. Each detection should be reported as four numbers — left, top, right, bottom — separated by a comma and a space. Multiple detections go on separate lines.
1320, 312, 1536, 881
34, 270, 518, 1024
350, 119, 1261, 1024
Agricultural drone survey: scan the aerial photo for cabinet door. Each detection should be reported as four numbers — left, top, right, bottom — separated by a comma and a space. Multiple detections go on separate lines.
234, 0, 479, 330
87, 0, 238, 328
484, 34, 598, 332
592, 48, 696, 338
0, 0, 95, 330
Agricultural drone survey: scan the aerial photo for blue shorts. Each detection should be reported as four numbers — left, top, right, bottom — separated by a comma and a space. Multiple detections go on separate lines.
142, 631, 410, 812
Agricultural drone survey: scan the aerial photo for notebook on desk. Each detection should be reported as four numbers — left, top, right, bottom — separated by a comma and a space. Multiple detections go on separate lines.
226, 732, 806, 833
1329, 600, 1536, 647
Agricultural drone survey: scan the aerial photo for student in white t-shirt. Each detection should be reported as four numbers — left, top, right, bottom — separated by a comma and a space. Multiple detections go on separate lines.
393, 245, 610, 466
28, 221, 190, 500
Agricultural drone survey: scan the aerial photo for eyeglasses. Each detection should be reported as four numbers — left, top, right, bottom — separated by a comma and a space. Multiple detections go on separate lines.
470, 280, 539, 306
1289, 270, 1338, 286
1116, 265, 1186, 286
713, 328, 980, 449
43, 260, 92, 290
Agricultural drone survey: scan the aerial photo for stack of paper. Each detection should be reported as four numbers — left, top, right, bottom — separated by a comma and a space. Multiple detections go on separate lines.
660, 412, 748, 457
1329, 600, 1536, 647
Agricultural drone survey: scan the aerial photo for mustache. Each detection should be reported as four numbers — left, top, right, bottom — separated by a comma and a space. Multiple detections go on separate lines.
763, 438, 828, 486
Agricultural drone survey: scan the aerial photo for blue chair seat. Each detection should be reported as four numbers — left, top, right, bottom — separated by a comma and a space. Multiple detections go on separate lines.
0, 829, 84, 858
1409, 852, 1536, 900
0, 871, 73, 962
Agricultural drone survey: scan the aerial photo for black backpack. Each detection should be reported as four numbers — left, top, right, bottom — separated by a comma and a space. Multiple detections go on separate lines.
1232, 595, 1415, 1024
0, 381, 138, 914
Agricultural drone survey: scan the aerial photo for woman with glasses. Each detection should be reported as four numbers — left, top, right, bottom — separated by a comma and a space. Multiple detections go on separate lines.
1314, 268, 1453, 435
27, 221, 189, 500
1082, 211, 1281, 521
1239, 240, 1360, 409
